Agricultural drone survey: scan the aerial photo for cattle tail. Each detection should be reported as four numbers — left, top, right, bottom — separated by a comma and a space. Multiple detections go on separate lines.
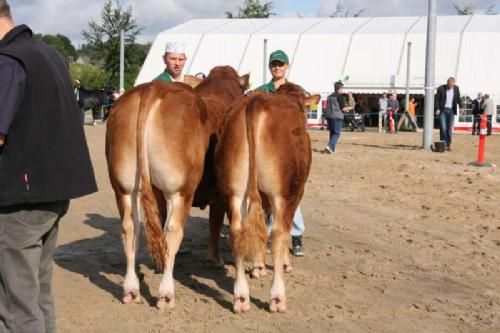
231, 99, 268, 262
136, 88, 168, 270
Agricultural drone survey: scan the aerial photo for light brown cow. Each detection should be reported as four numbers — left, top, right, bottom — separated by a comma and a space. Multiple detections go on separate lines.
105, 67, 249, 309
216, 83, 320, 313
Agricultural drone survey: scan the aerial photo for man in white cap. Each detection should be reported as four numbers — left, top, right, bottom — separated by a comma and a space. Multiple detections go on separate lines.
154, 41, 186, 82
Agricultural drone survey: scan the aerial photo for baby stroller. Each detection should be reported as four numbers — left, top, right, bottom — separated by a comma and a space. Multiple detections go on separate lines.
344, 112, 365, 132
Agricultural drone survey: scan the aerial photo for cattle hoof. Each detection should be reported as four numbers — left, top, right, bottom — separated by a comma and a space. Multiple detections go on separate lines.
233, 295, 250, 313
251, 266, 267, 279
157, 296, 175, 310
284, 264, 293, 274
269, 296, 287, 313
122, 290, 141, 304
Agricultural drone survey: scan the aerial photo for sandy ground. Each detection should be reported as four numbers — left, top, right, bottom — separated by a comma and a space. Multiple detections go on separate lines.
53, 125, 500, 333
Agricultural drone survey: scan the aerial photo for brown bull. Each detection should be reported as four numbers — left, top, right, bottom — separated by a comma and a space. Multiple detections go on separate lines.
216, 83, 320, 313
105, 66, 248, 310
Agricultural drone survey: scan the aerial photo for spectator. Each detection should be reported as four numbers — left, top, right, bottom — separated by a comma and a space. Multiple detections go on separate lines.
74, 79, 85, 125
378, 92, 388, 132
0, 2, 97, 332
386, 93, 400, 132
481, 94, 495, 136
471, 93, 484, 135
324, 81, 350, 154
436, 77, 463, 151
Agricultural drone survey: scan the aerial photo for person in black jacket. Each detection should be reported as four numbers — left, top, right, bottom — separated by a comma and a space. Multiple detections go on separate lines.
435, 77, 464, 151
0, 2, 97, 332
471, 93, 484, 135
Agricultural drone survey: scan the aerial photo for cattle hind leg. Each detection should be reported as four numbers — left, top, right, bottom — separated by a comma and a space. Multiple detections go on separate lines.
269, 199, 295, 313
119, 193, 142, 304
208, 199, 225, 267
229, 197, 251, 313
157, 193, 192, 310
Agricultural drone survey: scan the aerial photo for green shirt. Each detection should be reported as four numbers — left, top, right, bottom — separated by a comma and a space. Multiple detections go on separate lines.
154, 71, 173, 83
255, 80, 279, 94
255, 80, 304, 95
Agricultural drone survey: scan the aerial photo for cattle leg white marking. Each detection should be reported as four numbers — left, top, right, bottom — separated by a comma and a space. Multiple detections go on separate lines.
269, 204, 291, 313
121, 193, 141, 304
230, 196, 251, 313
157, 194, 191, 310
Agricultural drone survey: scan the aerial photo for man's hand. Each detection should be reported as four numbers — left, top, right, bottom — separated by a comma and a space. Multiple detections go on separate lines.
435, 109, 440, 116
0, 133, 4, 146
459, 108, 464, 115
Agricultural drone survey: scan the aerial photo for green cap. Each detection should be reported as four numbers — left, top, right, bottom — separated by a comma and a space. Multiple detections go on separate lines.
269, 50, 289, 65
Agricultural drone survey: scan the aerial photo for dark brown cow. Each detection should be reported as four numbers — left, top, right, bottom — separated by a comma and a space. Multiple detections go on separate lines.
105, 67, 249, 310
216, 83, 320, 313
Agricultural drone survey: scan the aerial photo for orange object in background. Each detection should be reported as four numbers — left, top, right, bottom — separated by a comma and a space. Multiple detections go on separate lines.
477, 114, 487, 165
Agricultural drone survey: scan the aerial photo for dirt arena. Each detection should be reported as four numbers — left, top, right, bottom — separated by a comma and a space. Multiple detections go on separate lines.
53, 125, 500, 333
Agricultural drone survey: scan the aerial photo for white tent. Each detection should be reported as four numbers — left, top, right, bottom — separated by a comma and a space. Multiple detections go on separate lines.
136, 15, 500, 130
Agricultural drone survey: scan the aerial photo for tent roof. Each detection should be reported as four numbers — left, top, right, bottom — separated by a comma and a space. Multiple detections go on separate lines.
136, 15, 500, 98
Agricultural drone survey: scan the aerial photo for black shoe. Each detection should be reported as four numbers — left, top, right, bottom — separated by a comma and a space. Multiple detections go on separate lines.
291, 236, 305, 257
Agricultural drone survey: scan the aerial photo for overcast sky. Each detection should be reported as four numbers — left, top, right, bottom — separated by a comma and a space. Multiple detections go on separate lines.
8, 0, 500, 46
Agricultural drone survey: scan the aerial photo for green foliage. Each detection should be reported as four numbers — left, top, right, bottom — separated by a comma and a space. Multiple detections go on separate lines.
82, 0, 142, 88
226, 0, 275, 18
70, 63, 108, 90
34, 33, 77, 60
453, 2, 475, 15
329, 1, 364, 17
124, 43, 151, 89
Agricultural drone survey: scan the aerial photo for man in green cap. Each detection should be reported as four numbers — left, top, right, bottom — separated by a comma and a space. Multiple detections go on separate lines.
154, 41, 187, 83
255, 49, 308, 257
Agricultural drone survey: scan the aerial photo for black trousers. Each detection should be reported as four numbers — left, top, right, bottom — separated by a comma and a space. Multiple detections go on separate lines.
472, 114, 481, 135
487, 115, 492, 135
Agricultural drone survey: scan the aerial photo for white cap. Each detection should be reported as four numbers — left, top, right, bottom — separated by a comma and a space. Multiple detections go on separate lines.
165, 41, 185, 54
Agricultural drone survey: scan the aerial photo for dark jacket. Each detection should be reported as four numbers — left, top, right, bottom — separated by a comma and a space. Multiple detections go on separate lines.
471, 98, 483, 115
0, 25, 97, 206
435, 84, 463, 113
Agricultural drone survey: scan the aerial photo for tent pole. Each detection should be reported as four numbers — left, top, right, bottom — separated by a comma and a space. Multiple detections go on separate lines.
120, 30, 125, 92
405, 42, 412, 118
263, 39, 268, 84
423, 0, 437, 150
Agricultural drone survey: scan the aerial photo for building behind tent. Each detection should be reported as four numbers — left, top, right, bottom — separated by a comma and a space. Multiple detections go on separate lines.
136, 15, 500, 132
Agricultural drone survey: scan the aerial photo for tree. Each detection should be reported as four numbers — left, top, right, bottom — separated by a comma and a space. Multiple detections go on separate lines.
453, 2, 497, 15
486, 4, 497, 14
329, 0, 364, 18
453, 2, 475, 15
34, 33, 77, 60
70, 63, 108, 90
226, 0, 275, 18
82, 0, 142, 88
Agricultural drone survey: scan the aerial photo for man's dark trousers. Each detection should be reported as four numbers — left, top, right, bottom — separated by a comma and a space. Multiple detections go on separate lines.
439, 108, 455, 147
0, 201, 69, 333
487, 115, 492, 135
472, 114, 481, 135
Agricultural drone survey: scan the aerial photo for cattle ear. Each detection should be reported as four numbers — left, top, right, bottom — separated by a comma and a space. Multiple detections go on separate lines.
239, 73, 250, 90
305, 94, 321, 106
184, 75, 203, 88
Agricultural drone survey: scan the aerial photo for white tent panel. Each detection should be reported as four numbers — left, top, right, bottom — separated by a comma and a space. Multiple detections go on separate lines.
289, 18, 371, 93
458, 32, 500, 94
187, 19, 276, 76
288, 34, 351, 93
